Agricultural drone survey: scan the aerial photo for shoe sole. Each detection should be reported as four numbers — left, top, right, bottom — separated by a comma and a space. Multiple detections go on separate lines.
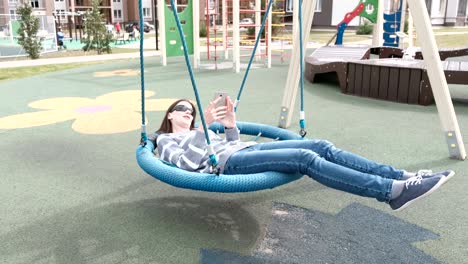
442, 171, 455, 184
394, 176, 446, 212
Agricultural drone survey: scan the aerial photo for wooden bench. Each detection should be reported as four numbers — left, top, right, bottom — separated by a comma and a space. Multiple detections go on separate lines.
346, 59, 468, 105
376, 46, 468, 61
305, 45, 371, 92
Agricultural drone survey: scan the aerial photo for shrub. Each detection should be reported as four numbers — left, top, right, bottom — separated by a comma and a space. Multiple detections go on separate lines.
356, 21, 373, 35
199, 20, 207, 37
82, 0, 112, 54
16, 1, 42, 59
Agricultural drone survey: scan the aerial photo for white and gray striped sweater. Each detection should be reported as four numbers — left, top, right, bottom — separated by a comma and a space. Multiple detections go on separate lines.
156, 128, 256, 173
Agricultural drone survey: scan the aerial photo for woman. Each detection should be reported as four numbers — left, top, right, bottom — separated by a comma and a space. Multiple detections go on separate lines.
153, 97, 454, 211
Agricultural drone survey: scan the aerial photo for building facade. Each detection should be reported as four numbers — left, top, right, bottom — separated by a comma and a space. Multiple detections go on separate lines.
0, 0, 466, 31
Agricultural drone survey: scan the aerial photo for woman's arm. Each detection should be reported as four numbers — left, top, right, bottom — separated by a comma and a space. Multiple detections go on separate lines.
219, 96, 238, 141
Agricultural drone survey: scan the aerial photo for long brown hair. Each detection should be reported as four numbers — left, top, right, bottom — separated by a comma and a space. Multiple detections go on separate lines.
156, 99, 197, 134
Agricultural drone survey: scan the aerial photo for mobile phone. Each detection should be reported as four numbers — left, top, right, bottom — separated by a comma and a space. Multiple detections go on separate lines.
213, 92, 228, 108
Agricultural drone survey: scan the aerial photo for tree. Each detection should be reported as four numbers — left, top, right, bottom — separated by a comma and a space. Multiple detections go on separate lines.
16, 1, 42, 59
82, 0, 112, 54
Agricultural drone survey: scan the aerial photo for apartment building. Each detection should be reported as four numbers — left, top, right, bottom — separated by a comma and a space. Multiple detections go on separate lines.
0, 0, 52, 27
1, 0, 466, 29
0, 0, 55, 16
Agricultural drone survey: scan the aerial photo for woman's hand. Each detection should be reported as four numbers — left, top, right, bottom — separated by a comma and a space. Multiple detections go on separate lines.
198, 96, 229, 131
219, 96, 236, 129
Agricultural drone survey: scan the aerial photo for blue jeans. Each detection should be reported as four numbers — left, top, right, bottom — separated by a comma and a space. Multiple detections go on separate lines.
223, 140, 404, 202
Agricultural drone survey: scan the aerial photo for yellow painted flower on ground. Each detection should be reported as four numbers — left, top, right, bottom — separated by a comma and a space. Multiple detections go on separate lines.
94, 69, 140, 77
0, 90, 177, 134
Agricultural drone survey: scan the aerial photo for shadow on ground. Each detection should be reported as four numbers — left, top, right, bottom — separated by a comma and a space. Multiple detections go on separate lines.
0, 197, 260, 264
202, 203, 441, 264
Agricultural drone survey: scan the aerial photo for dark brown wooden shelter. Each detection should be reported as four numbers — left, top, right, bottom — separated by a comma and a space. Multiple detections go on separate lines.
305, 46, 468, 106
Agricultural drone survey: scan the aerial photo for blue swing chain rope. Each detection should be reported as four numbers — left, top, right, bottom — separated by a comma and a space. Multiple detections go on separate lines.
138, 0, 147, 145
169, 0, 219, 170
298, 0, 306, 138
234, 0, 274, 112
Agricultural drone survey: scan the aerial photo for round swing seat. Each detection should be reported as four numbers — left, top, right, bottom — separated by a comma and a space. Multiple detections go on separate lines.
136, 122, 305, 193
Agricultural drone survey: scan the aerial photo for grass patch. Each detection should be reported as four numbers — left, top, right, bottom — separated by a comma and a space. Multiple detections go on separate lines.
410, 33, 468, 48
0, 48, 143, 62
0, 62, 102, 82
433, 27, 468, 33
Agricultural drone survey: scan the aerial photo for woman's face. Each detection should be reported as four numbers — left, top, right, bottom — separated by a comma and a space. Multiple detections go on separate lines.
168, 101, 194, 129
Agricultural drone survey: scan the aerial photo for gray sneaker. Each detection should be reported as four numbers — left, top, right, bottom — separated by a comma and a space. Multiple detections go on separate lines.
416, 170, 455, 184
389, 175, 445, 211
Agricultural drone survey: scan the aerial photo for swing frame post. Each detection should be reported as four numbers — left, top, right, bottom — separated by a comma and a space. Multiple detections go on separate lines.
407, 0, 466, 160
372, 0, 384, 46
277, 0, 465, 160
266, 0, 273, 68
399, 0, 407, 48
157, 0, 167, 66
278, 0, 316, 128
222, 0, 229, 60
232, 0, 240, 73
193, 0, 200, 69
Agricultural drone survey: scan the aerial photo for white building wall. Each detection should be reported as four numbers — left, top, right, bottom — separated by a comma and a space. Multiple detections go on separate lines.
445, 0, 459, 24
53, 0, 67, 23
331, 0, 362, 26
142, 0, 152, 19
430, 0, 446, 24
112, 0, 124, 22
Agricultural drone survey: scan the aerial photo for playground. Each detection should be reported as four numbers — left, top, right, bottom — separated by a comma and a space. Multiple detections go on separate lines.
1, 50, 468, 264
1, 0, 468, 263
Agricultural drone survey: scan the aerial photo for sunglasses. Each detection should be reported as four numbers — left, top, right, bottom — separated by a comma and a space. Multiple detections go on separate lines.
171, 105, 194, 114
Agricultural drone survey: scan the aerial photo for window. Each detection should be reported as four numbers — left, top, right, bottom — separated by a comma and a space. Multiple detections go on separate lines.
315, 0, 322, 12
9, 0, 18, 4
113, 9, 122, 19
30, 0, 39, 8
208, 0, 215, 9
55, 9, 66, 21
113, 0, 121, 2
458, 0, 467, 16
439, 0, 446, 13
143, 7, 151, 18
9, 9, 18, 20
423, 0, 432, 13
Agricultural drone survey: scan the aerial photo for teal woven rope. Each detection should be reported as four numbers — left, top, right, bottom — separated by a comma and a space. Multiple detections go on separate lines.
299, 0, 305, 131
138, 0, 147, 141
170, 0, 218, 166
235, 0, 274, 112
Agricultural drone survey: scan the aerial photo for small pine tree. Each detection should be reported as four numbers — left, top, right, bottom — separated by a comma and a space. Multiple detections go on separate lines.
16, 1, 42, 59
82, 0, 112, 54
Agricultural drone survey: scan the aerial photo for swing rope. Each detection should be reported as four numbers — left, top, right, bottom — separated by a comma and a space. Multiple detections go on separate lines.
139, 0, 147, 145
298, 0, 306, 137
169, 0, 218, 168
234, 0, 274, 111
